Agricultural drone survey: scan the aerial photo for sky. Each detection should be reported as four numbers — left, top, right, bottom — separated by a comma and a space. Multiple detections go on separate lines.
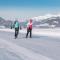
0, 0, 60, 20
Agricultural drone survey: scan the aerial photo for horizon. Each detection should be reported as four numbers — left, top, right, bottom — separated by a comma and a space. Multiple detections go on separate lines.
1, 13, 60, 21
0, 0, 60, 20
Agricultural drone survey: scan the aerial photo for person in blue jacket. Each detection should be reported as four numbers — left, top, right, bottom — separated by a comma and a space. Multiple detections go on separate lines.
14, 20, 19, 39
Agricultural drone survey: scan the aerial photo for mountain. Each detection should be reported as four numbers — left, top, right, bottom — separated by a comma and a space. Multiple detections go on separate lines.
0, 17, 27, 29
0, 14, 60, 29
0, 17, 12, 28
32, 14, 60, 28
32, 14, 60, 21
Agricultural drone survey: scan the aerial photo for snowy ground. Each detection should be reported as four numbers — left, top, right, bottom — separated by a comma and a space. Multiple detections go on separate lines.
0, 28, 60, 38
0, 28, 60, 60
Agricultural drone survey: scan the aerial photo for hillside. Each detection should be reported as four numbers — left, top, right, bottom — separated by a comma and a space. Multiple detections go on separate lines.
32, 14, 60, 28
0, 17, 12, 28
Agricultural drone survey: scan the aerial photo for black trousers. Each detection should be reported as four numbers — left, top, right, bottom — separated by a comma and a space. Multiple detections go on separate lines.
15, 28, 19, 38
26, 29, 32, 38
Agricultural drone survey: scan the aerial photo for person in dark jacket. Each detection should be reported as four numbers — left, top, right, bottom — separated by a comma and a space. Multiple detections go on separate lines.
26, 19, 32, 38
14, 20, 19, 39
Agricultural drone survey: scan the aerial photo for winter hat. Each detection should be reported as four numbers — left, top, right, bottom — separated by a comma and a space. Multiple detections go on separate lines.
30, 19, 32, 23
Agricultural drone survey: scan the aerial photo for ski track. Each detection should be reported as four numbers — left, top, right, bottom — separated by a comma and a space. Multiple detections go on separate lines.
0, 38, 53, 60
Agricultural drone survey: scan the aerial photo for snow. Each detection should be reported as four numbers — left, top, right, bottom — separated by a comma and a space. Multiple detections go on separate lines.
0, 28, 60, 38
0, 26, 5, 29
53, 21, 58, 24
0, 38, 53, 60
50, 25, 56, 28
35, 23, 50, 27
32, 14, 60, 21
0, 28, 60, 60
38, 23, 49, 26
33, 28, 60, 38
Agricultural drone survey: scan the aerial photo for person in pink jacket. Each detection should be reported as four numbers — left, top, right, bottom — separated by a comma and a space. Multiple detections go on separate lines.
26, 19, 32, 38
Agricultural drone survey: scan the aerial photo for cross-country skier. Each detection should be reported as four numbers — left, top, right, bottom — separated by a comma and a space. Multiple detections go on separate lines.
14, 20, 19, 39
26, 19, 32, 38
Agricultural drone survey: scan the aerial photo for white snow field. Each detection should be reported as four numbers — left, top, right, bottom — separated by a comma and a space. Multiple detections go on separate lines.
0, 28, 60, 38
0, 28, 60, 60
0, 38, 53, 60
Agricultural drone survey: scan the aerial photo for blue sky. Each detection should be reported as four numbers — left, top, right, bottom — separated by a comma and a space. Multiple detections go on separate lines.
0, 0, 60, 8
0, 0, 60, 20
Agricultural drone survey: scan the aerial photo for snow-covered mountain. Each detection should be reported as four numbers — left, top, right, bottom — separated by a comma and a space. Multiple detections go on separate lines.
32, 14, 60, 28
32, 14, 60, 21
0, 14, 60, 29
0, 17, 12, 28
